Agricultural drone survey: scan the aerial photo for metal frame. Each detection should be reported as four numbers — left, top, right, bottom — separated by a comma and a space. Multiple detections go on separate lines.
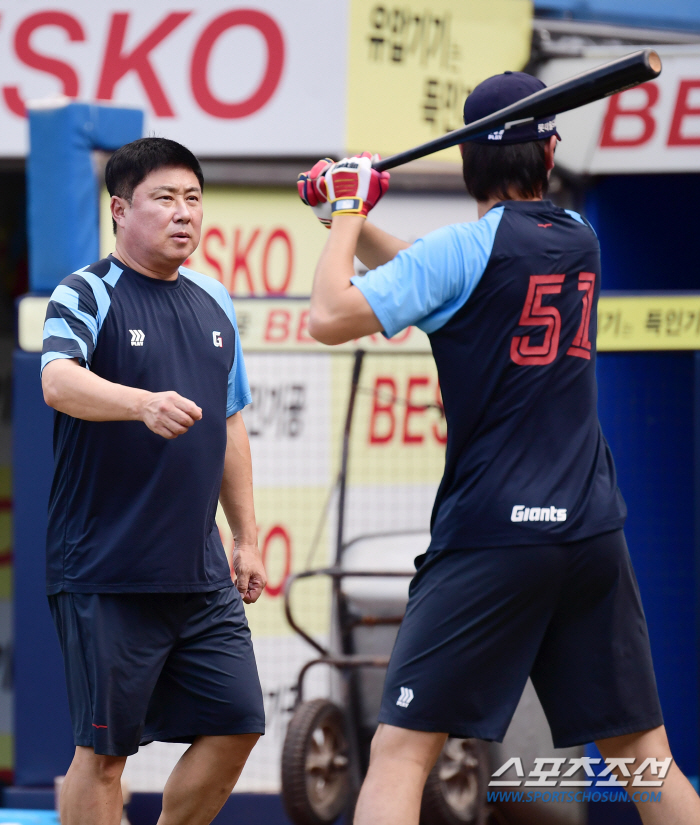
283, 566, 413, 704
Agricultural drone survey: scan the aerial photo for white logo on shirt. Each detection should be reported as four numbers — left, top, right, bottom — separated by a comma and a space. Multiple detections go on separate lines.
129, 329, 145, 346
397, 687, 414, 708
213, 331, 223, 348
511, 505, 567, 523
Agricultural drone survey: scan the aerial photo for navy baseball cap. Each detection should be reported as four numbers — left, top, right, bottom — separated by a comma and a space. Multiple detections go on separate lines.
463, 71, 561, 144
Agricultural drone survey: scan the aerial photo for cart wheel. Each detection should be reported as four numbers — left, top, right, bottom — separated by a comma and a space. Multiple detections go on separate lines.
281, 699, 350, 825
420, 738, 489, 825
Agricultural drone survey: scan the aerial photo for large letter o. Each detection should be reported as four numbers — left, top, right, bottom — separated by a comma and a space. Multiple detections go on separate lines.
261, 525, 292, 597
262, 228, 293, 295
191, 10, 284, 119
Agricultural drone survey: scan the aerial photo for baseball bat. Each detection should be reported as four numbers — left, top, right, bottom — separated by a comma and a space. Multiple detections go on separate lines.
373, 49, 661, 172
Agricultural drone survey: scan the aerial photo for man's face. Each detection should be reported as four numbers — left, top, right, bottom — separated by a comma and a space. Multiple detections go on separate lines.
111, 166, 203, 270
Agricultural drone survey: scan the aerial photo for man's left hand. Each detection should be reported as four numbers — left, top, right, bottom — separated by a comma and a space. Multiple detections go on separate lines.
297, 158, 334, 228
232, 543, 267, 604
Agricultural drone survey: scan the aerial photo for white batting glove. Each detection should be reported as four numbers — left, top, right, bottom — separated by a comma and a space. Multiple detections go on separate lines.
325, 152, 390, 218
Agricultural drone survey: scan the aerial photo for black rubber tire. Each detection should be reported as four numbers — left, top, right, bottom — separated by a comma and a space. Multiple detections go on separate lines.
420, 738, 489, 825
281, 699, 351, 825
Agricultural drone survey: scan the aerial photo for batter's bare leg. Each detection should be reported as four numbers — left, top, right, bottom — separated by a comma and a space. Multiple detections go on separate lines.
354, 724, 447, 825
596, 725, 700, 825
158, 733, 260, 825
59, 746, 127, 825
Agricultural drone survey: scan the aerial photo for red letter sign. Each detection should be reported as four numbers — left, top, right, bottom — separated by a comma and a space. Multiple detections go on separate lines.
202, 227, 226, 283
3, 12, 85, 117
668, 80, 700, 147
97, 12, 191, 117
403, 377, 429, 444
262, 229, 293, 295
190, 10, 284, 118
261, 525, 291, 597
599, 83, 659, 148
231, 228, 260, 294
369, 378, 397, 444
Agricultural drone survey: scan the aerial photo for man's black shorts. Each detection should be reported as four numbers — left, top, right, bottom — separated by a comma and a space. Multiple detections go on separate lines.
49, 586, 265, 756
378, 530, 663, 748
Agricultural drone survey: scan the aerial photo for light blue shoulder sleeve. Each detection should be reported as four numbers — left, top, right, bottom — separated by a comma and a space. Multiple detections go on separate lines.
565, 208, 598, 237
227, 323, 252, 416
350, 207, 503, 338
180, 268, 252, 416
41, 263, 122, 373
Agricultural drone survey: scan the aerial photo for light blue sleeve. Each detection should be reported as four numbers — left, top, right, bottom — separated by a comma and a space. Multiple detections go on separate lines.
40, 265, 122, 373
565, 208, 598, 237
179, 267, 251, 416
227, 319, 251, 417
350, 207, 504, 338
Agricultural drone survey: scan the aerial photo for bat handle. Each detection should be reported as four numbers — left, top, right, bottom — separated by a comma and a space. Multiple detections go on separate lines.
373, 156, 398, 173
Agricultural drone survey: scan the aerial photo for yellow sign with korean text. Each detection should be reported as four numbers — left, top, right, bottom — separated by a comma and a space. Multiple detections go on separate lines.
346, 0, 534, 161
597, 295, 700, 351
20, 292, 700, 355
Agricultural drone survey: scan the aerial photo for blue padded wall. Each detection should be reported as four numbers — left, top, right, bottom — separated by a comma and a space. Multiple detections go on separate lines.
12, 351, 73, 785
597, 351, 698, 777
27, 103, 142, 293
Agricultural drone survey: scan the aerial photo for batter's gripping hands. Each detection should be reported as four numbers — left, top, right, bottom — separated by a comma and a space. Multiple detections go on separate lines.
326, 153, 390, 218
297, 158, 334, 228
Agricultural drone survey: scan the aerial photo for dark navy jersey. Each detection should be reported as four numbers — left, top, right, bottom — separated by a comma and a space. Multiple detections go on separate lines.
352, 200, 626, 549
41, 255, 251, 594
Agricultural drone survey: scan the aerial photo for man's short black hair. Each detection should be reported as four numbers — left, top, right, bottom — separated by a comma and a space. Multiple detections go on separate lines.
461, 139, 549, 203
105, 137, 204, 233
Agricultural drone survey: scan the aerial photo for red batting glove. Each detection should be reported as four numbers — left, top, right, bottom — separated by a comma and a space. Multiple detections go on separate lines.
297, 158, 334, 228
325, 152, 390, 219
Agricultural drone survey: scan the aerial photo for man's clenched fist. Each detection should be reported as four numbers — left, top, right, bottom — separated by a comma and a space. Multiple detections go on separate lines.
139, 390, 202, 439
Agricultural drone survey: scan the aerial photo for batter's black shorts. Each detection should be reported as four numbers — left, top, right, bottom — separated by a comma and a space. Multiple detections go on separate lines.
378, 529, 663, 748
49, 586, 265, 756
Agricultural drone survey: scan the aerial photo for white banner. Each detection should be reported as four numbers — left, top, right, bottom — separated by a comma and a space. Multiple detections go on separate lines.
539, 48, 700, 174
0, 0, 346, 157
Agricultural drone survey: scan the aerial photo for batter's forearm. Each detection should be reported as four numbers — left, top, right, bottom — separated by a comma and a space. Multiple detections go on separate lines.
42, 358, 149, 421
356, 221, 410, 270
309, 215, 383, 345
219, 413, 258, 547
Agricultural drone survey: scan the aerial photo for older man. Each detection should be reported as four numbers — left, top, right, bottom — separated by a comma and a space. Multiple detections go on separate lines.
41, 137, 266, 825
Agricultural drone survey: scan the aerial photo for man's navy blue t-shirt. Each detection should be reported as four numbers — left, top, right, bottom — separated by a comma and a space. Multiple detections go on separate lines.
352, 200, 627, 549
41, 255, 251, 594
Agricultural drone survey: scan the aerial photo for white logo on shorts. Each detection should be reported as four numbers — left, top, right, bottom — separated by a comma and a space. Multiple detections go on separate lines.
397, 687, 414, 708
129, 329, 145, 346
